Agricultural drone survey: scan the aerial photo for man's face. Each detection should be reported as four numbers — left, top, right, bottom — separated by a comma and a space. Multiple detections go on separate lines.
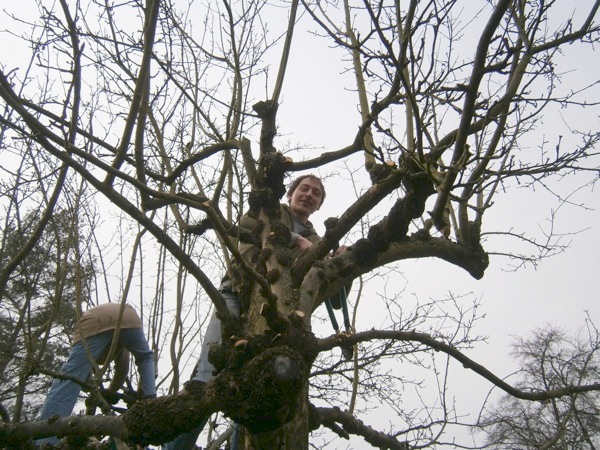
288, 177, 323, 222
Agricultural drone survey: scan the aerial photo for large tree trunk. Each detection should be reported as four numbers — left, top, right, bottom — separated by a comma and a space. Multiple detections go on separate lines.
237, 208, 313, 450
239, 385, 310, 450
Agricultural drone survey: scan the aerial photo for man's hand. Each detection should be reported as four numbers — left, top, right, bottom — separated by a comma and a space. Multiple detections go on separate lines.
295, 236, 313, 250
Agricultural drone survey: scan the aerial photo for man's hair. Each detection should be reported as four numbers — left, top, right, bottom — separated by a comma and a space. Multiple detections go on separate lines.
287, 174, 326, 207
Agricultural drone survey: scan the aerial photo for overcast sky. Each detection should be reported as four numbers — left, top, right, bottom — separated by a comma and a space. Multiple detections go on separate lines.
1, 1, 599, 447
275, 2, 600, 445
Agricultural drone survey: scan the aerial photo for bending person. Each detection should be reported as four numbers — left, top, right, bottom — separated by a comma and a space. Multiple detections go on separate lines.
37, 302, 156, 446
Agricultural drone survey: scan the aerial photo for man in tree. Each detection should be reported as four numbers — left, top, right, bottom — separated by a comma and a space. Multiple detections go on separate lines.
36, 303, 156, 446
165, 174, 331, 449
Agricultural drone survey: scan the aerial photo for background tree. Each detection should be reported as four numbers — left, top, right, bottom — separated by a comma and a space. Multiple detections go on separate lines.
0, 0, 599, 449
0, 208, 95, 422
479, 320, 600, 448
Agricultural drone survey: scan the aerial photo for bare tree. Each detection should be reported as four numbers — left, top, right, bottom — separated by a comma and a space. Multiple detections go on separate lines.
0, 0, 599, 449
479, 319, 600, 448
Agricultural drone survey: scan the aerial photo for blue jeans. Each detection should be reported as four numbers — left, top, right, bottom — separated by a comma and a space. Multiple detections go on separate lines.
37, 328, 156, 445
163, 291, 241, 450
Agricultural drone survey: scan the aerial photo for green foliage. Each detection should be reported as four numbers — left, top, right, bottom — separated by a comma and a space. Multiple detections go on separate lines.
0, 208, 96, 421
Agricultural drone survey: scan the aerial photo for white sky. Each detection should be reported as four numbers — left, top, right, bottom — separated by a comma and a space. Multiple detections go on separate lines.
275, 2, 600, 446
1, 1, 599, 448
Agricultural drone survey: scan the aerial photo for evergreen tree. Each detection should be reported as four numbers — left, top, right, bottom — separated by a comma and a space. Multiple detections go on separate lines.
0, 208, 95, 421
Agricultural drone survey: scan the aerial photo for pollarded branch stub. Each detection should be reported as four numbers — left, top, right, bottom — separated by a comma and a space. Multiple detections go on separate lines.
258, 246, 273, 263
259, 301, 289, 333
403, 173, 435, 216
268, 222, 293, 248
368, 161, 395, 184
383, 198, 411, 240
350, 239, 379, 267
366, 222, 390, 254
257, 151, 293, 201
324, 217, 339, 230
247, 189, 271, 216
253, 100, 279, 152
398, 152, 435, 203
323, 216, 345, 251
266, 268, 281, 284
252, 99, 278, 120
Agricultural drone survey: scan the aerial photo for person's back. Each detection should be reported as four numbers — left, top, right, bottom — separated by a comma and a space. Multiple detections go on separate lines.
36, 303, 156, 446
72, 303, 143, 343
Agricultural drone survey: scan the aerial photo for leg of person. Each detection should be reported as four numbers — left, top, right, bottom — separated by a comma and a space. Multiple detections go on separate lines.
36, 331, 112, 445
195, 291, 241, 382
162, 291, 241, 450
118, 327, 156, 398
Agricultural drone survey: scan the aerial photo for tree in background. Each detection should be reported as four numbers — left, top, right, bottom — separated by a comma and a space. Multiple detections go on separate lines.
0, 208, 95, 422
479, 321, 600, 448
0, 0, 599, 449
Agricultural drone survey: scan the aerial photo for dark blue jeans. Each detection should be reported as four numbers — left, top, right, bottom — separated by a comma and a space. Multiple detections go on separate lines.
37, 328, 155, 445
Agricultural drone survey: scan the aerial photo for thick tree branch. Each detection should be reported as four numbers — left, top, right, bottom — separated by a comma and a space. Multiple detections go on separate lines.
317, 329, 600, 402
310, 405, 409, 450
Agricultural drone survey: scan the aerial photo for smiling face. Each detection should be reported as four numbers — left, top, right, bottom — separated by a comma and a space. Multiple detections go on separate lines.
287, 177, 324, 224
